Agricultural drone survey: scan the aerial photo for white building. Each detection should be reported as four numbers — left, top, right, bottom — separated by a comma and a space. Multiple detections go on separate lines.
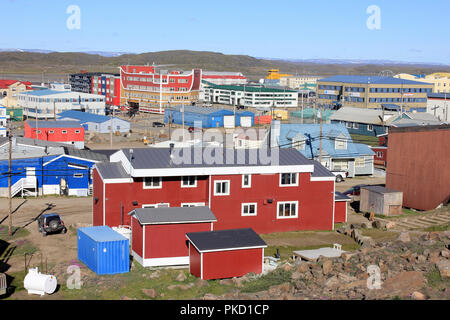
427, 93, 450, 122
233, 129, 268, 149
279, 75, 321, 90
201, 71, 247, 86
18, 89, 106, 119
202, 82, 298, 109
0, 104, 7, 137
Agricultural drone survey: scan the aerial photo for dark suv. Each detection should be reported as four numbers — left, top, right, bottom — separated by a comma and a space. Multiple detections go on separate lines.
37, 213, 67, 236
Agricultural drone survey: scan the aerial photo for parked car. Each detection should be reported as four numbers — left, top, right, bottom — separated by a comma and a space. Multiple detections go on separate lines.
331, 170, 348, 183
188, 126, 202, 133
37, 213, 67, 237
152, 121, 165, 128
343, 184, 368, 196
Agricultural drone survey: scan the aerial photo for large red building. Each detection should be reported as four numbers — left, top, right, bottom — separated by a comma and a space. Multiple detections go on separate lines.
119, 65, 202, 113
386, 124, 450, 211
93, 148, 338, 234
91, 74, 121, 107
24, 120, 85, 149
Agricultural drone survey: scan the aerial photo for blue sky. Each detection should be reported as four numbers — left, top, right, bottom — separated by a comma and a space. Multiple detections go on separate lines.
2, 0, 450, 64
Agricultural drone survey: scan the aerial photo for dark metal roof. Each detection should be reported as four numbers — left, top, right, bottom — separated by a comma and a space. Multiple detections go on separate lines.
186, 228, 267, 252
311, 161, 334, 178
121, 147, 312, 170
318, 75, 431, 86
335, 192, 352, 201
64, 147, 109, 162
27, 120, 83, 129
96, 162, 130, 179
130, 207, 217, 225
361, 185, 401, 194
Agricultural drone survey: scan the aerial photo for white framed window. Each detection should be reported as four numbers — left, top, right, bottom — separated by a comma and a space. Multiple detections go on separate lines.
73, 173, 83, 178
143, 177, 162, 189
142, 203, 169, 208
279, 173, 298, 187
346, 122, 352, 128
353, 123, 359, 129
181, 202, 206, 207
62, 130, 67, 134
376, 151, 383, 158
277, 201, 298, 219
241, 203, 257, 216
75, 130, 81, 134
367, 124, 373, 131
335, 138, 347, 150
214, 180, 230, 196
355, 157, 365, 167
181, 176, 197, 188
48, 130, 54, 134
242, 174, 251, 188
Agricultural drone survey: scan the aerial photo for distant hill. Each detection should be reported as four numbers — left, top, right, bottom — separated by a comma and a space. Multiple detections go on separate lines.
0, 50, 449, 79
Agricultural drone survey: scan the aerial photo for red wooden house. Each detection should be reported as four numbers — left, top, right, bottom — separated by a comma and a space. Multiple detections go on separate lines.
24, 120, 85, 149
186, 228, 267, 280
92, 148, 337, 234
129, 207, 216, 267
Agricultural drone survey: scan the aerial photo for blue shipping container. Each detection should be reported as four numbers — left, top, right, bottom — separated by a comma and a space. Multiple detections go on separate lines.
77, 226, 129, 275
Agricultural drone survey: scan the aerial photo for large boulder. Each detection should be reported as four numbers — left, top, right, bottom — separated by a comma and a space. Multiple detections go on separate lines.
436, 259, 450, 278
397, 232, 411, 243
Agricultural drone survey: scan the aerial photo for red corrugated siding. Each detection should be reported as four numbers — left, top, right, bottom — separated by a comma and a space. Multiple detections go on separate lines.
334, 201, 347, 223
24, 122, 85, 142
386, 128, 450, 210
92, 169, 104, 226
201, 248, 263, 280
189, 244, 201, 278
145, 222, 212, 259
132, 216, 143, 258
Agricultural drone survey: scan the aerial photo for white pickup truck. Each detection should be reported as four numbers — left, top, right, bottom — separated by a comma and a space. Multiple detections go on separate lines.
331, 170, 348, 183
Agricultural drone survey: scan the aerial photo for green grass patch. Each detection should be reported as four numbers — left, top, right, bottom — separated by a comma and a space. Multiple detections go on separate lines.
240, 268, 292, 293
423, 223, 450, 232
425, 265, 450, 290
361, 229, 399, 242
59, 264, 233, 300
350, 134, 379, 146
0, 225, 30, 241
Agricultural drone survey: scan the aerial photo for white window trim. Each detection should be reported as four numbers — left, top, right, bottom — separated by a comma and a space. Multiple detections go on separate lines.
62, 130, 67, 134
214, 180, 230, 196
335, 139, 347, 150
353, 123, 359, 129
279, 173, 299, 187
277, 201, 299, 219
75, 130, 81, 134
143, 177, 162, 189
241, 203, 257, 216
242, 174, 252, 188
181, 202, 206, 207
181, 176, 197, 188
142, 203, 170, 208
367, 124, 373, 131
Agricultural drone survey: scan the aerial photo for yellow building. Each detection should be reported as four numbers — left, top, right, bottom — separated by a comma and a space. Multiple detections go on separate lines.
395, 72, 450, 93
265, 69, 292, 80
425, 73, 450, 93
317, 75, 433, 111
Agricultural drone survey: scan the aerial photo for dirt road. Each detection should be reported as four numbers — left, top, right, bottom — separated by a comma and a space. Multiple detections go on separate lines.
0, 196, 92, 273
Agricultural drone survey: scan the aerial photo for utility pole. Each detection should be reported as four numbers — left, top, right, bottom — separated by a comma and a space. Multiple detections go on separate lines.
318, 108, 323, 165
8, 125, 12, 236
110, 105, 115, 149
